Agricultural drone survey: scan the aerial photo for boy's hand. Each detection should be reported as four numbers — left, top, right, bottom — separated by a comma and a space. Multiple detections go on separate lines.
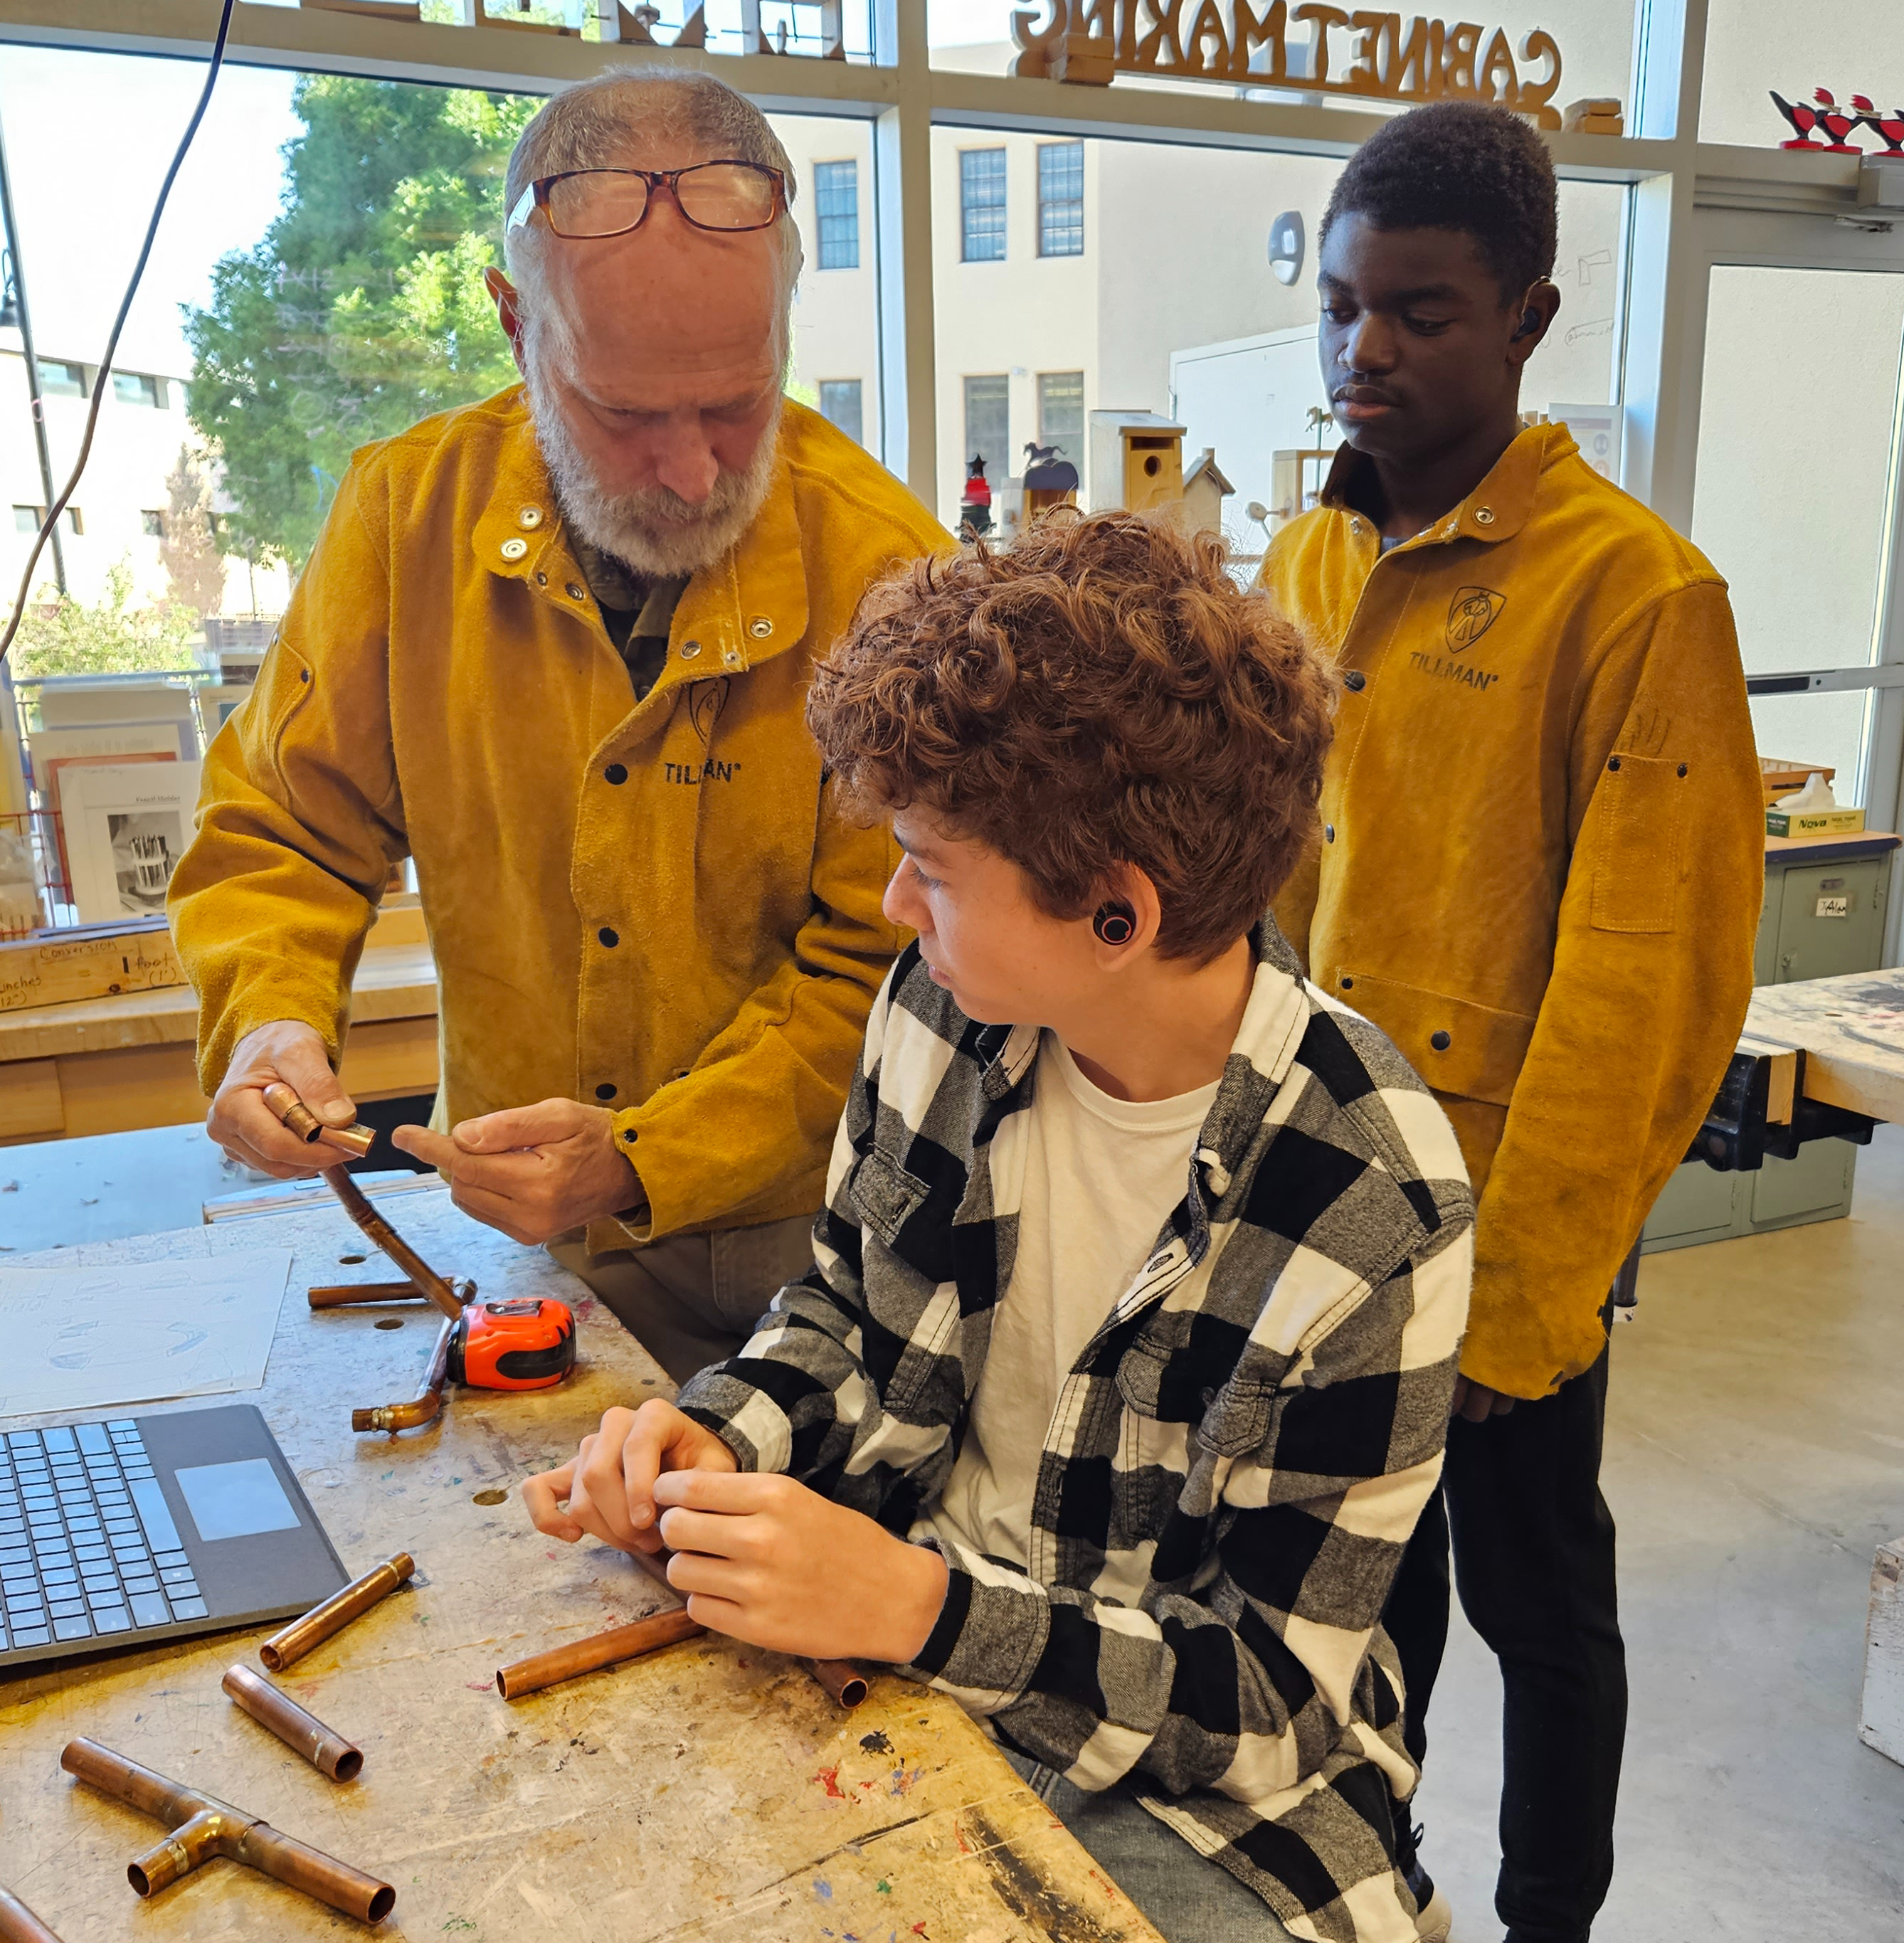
652, 1468, 948, 1666
522, 1399, 734, 1555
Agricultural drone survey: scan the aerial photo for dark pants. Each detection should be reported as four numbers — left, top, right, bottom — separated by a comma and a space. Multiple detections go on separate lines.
1382, 1340, 1627, 1943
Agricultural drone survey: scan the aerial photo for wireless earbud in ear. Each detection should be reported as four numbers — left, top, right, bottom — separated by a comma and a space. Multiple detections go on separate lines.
1092, 901, 1136, 946
1513, 308, 1540, 339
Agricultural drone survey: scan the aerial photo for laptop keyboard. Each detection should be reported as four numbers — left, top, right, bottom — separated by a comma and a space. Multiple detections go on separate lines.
0, 1422, 205, 1651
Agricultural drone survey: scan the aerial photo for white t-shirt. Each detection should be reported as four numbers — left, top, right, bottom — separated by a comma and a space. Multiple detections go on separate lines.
932, 1031, 1220, 1572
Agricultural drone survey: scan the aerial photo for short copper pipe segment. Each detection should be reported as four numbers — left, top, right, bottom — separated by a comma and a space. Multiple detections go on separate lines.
317, 1122, 377, 1158
223, 1666, 363, 1781
806, 1658, 869, 1708
59, 1739, 395, 1925
258, 1552, 416, 1674
321, 1166, 463, 1318
351, 1312, 453, 1434
0, 1885, 64, 1942
496, 1605, 704, 1700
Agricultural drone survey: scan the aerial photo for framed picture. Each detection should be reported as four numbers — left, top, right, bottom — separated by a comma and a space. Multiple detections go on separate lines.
59, 760, 203, 926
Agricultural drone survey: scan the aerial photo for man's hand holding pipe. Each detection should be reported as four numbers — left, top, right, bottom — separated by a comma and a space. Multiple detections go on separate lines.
208, 1020, 359, 1179
523, 1400, 948, 1666
393, 1099, 640, 1245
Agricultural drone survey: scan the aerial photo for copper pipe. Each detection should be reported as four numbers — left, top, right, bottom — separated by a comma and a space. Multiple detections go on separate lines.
258, 1553, 416, 1674
260, 1083, 376, 1158
308, 1280, 421, 1308
805, 1658, 869, 1708
309, 1277, 476, 1311
0, 1885, 63, 1943
222, 1666, 362, 1782
59, 1739, 394, 1925
496, 1606, 703, 1700
351, 1311, 453, 1434
321, 1165, 462, 1319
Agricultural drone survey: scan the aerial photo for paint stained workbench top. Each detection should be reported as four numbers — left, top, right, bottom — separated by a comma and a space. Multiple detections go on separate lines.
0, 1198, 1159, 1942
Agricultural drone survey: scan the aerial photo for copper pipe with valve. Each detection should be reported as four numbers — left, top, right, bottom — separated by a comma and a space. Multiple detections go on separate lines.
60, 1739, 395, 1924
0, 1885, 64, 1943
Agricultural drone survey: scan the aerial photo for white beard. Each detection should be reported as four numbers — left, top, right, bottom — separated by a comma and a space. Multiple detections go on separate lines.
523, 325, 781, 580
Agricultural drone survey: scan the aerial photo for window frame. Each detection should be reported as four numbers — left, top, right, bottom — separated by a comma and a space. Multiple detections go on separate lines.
1036, 140, 1084, 260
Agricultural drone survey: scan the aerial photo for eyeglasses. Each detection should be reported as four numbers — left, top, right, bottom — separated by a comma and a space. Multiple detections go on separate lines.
507, 162, 787, 240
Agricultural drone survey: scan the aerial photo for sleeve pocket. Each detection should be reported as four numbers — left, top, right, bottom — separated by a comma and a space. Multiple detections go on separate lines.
1589, 753, 1691, 936
847, 1148, 931, 1249
258, 642, 317, 803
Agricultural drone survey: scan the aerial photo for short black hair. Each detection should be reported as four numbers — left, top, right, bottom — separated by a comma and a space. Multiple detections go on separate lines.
1321, 102, 1557, 303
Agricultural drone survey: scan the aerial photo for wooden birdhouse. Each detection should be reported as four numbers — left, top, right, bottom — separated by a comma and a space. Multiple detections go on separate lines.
1182, 448, 1235, 537
1089, 411, 1186, 514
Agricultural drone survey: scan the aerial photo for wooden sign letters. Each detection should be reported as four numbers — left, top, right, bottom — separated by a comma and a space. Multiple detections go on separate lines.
1011, 1, 1566, 128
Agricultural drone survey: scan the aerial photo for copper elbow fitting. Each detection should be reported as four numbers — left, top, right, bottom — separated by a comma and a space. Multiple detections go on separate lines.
60, 1739, 394, 1924
351, 1311, 454, 1434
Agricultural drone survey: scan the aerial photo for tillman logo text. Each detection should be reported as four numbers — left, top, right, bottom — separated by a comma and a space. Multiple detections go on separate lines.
1446, 586, 1506, 651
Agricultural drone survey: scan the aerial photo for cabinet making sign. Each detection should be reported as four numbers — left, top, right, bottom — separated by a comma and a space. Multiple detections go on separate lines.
1012, 2, 1569, 127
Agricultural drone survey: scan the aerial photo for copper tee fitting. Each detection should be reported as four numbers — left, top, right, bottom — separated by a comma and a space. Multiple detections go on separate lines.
60, 1738, 394, 1924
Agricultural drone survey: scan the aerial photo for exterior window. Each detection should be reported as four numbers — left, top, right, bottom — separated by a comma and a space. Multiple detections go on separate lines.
113, 371, 165, 408
813, 161, 860, 271
1037, 142, 1084, 258
963, 374, 1010, 474
1037, 371, 1085, 460
12, 505, 80, 533
818, 379, 864, 446
142, 509, 166, 538
960, 149, 1007, 263
35, 360, 85, 398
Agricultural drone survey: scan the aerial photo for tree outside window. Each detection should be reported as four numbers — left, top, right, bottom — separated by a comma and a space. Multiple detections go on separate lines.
814, 160, 860, 270
963, 374, 1010, 475
960, 149, 1007, 263
1037, 143, 1084, 258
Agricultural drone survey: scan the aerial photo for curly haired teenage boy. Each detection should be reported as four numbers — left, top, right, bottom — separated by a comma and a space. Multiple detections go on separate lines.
524, 513, 1475, 1943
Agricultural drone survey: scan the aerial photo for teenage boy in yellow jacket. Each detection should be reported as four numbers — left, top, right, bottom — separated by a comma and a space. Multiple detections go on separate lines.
1259, 104, 1761, 1943
170, 72, 946, 1382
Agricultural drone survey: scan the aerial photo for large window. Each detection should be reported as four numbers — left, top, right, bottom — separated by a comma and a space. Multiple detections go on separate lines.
818, 378, 864, 446
813, 159, 860, 270
963, 374, 1010, 472
35, 360, 86, 398
960, 148, 1007, 263
1037, 142, 1084, 258
1693, 266, 1904, 799
1037, 371, 1084, 460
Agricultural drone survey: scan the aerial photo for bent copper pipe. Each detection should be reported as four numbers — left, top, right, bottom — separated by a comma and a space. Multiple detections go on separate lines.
60, 1738, 395, 1925
223, 1666, 363, 1781
260, 1082, 378, 1158
259, 1553, 416, 1673
351, 1311, 453, 1434
496, 1606, 704, 1700
321, 1165, 462, 1319
806, 1658, 869, 1708
0, 1885, 64, 1943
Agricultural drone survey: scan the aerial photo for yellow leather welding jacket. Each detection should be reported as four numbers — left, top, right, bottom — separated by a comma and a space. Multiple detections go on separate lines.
1261, 424, 1762, 1399
170, 388, 950, 1251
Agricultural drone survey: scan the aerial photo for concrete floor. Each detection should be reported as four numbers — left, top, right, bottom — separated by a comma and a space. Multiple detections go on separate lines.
4, 1118, 1904, 1937
1419, 1124, 1904, 1940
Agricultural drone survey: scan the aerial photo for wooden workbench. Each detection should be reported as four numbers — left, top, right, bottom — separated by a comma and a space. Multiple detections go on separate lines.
0, 1199, 1158, 1942
0, 912, 439, 1147
1745, 968, 1904, 1126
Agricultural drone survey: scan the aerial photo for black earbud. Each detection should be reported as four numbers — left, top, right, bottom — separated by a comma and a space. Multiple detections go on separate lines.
1092, 901, 1136, 946
1513, 308, 1540, 339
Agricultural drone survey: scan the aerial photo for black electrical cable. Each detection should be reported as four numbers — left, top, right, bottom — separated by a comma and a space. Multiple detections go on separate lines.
0, 0, 238, 667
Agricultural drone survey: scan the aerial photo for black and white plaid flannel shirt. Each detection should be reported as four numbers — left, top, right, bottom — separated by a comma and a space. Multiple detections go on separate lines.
678, 921, 1474, 1942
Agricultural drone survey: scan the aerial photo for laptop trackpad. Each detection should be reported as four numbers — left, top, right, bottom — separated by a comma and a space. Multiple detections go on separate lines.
176, 1460, 302, 1542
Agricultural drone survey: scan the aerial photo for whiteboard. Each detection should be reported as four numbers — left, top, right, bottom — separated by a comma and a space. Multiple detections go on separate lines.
1169, 325, 1333, 537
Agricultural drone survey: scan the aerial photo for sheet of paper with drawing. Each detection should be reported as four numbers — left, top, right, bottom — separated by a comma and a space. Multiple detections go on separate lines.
0, 1250, 292, 1417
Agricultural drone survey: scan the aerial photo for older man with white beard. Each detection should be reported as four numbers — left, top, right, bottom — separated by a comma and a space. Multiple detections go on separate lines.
169, 69, 950, 1380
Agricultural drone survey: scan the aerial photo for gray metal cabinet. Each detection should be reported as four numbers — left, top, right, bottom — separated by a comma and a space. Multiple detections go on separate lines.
1643, 836, 1898, 1253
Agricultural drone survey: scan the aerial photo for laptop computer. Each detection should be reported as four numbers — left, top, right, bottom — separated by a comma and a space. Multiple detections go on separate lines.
0, 1404, 349, 1671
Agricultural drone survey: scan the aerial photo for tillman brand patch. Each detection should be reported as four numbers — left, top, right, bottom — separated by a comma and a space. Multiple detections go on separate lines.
1446, 586, 1506, 652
